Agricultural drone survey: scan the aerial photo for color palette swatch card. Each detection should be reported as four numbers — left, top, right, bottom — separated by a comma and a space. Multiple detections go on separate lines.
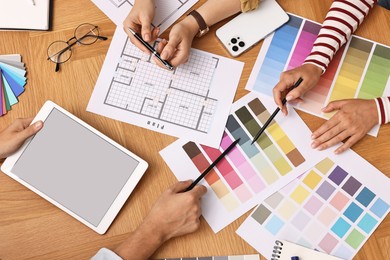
154, 254, 259, 260
0, 54, 26, 116
237, 151, 390, 260
160, 93, 329, 232
246, 13, 390, 136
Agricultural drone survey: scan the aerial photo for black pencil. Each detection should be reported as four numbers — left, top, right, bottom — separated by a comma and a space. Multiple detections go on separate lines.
184, 138, 241, 192
251, 77, 303, 145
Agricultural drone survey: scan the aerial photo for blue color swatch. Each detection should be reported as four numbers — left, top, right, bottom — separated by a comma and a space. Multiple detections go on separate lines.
344, 202, 364, 222
253, 15, 303, 96
358, 213, 378, 234
370, 198, 390, 218
331, 218, 351, 238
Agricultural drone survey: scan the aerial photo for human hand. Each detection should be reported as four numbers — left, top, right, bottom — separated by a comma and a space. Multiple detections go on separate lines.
273, 63, 323, 115
311, 99, 378, 154
123, 0, 159, 52
0, 118, 43, 159
114, 180, 207, 260
142, 180, 207, 241
155, 16, 199, 68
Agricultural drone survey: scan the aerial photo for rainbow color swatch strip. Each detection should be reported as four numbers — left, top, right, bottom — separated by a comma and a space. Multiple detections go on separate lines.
160, 93, 327, 232
246, 13, 390, 118
182, 97, 305, 212
155, 255, 259, 260
237, 153, 390, 260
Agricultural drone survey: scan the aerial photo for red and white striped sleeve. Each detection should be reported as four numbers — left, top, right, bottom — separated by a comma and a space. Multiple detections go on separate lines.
375, 97, 390, 124
304, 0, 378, 71
303, 0, 390, 125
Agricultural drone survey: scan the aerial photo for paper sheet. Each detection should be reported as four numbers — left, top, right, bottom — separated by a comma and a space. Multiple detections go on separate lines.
237, 151, 390, 260
160, 93, 330, 232
87, 27, 243, 148
246, 13, 390, 136
91, 0, 198, 33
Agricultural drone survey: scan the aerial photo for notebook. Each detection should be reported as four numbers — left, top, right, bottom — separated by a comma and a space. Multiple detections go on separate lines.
0, 0, 51, 30
272, 240, 344, 260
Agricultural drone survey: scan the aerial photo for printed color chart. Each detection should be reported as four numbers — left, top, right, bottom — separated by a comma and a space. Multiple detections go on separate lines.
237, 151, 390, 260
246, 14, 390, 126
155, 255, 259, 260
161, 93, 328, 232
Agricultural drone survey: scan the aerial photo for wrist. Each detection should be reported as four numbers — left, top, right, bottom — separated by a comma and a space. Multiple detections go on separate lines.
114, 222, 165, 260
303, 63, 323, 77
182, 13, 204, 39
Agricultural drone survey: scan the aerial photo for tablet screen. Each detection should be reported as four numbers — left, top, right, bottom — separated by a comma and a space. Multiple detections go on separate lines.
12, 108, 139, 226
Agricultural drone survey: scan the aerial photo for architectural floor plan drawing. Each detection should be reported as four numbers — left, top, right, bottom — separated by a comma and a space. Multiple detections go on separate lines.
104, 38, 219, 133
87, 28, 244, 148
92, 0, 199, 33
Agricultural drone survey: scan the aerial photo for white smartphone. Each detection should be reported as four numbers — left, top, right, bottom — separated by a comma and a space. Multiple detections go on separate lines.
216, 0, 289, 57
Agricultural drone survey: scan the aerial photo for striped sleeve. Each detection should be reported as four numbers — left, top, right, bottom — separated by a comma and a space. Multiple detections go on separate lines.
303, 0, 378, 71
375, 97, 390, 125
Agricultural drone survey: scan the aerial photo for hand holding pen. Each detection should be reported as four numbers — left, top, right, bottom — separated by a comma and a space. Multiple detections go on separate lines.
127, 28, 174, 70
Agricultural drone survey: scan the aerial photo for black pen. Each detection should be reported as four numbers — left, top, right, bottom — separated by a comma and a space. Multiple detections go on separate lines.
127, 27, 174, 70
184, 138, 241, 192
251, 77, 303, 145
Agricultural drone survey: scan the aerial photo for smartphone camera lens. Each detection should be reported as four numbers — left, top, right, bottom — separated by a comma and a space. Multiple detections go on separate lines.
231, 38, 237, 44
239, 41, 245, 47
232, 46, 239, 52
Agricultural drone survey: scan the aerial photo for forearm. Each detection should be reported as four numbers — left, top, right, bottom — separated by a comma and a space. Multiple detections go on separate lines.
375, 97, 390, 124
113, 222, 165, 260
304, 0, 378, 72
197, 0, 242, 27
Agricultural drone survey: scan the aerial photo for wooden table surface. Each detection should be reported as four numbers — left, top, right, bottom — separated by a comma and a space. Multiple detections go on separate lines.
0, 0, 389, 259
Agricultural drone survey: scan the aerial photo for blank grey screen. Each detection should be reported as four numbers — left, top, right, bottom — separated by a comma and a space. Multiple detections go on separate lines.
12, 108, 139, 226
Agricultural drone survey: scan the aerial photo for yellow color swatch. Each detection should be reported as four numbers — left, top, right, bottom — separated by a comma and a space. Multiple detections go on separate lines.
220, 193, 239, 212
303, 170, 323, 190
290, 185, 310, 204
277, 200, 298, 220
276, 135, 295, 154
315, 157, 334, 175
211, 180, 230, 198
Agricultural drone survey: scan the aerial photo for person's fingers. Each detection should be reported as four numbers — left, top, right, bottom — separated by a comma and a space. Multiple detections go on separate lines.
160, 37, 181, 61
314, 129, 350, 151
189, 184, 207, 198
151, 27, 160, 42
170, 180, 193, 193
139, 16, 152, 42
284, 79, 313, 102
321, 100, 348, 113
334, 133, 362, 154
156, 39, 168, 54
8, 118, 34, 131
16, 121, 43, 143
312, 114, 341, 139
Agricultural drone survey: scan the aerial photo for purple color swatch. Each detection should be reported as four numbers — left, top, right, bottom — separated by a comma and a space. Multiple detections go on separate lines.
329, 166, 348, 185
342, 176, 362, 196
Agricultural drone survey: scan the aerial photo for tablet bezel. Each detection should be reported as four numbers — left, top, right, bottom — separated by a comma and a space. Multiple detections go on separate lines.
1, 100, 148, 234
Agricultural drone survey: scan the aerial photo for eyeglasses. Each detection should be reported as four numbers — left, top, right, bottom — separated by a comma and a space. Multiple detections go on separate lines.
47, 23, 108, 72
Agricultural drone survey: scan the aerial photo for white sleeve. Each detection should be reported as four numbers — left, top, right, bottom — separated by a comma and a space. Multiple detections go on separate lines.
91, 248, 123, 260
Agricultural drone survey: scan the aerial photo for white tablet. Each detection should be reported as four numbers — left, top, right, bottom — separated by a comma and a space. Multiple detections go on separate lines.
1, 101, 148, 234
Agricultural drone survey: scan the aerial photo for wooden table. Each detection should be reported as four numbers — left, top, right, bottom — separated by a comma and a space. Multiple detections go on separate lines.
1, 0, 389, 259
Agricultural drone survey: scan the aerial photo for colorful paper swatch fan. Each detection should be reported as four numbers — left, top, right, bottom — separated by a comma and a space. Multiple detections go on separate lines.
0, 54, 27, 116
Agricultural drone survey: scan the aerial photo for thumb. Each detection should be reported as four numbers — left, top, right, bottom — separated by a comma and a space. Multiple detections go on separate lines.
160, 37, 181, 60
170, 180, 193, 193
285, 81, 311, 101
322, 100, 345, 112
17, 121, 43, 142
140, 17, 152, 42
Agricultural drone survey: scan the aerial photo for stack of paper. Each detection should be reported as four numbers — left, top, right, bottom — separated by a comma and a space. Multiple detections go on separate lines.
0, 54, 27, 116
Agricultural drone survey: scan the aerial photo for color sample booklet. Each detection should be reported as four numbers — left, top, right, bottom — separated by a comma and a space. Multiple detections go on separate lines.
237, 151, 390, 260
246, 13, 390, 136
0, 54, 27, 116
160, 93, 330, 232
